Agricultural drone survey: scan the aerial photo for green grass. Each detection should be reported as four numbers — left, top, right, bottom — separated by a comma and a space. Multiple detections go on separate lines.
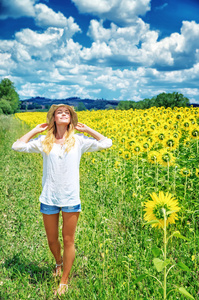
0, 115, 198, 299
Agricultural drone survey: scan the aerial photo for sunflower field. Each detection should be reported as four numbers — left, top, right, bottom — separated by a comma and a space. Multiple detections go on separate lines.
1, 106, 198, 299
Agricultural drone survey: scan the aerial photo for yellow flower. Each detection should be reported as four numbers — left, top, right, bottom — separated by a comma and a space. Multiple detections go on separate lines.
123, 150, 132, 160
114, 160, 121, 168
196, 168, 199, 177
156, 149, 175, 167
180, 168, 191, 177
131, 142, 143, 155
144, 191, 180, 228
183, 137, 191, 146
148, 151, 159, 164
190, 126, 199, 139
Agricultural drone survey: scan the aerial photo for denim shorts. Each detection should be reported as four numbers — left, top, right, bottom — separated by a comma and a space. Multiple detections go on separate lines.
40, 203, 81, 215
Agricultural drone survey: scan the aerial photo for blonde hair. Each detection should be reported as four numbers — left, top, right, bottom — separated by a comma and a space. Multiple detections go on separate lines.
42, 110, 75, 155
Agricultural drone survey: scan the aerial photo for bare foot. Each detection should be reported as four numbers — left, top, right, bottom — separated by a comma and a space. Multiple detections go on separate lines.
54, 284, 68, 296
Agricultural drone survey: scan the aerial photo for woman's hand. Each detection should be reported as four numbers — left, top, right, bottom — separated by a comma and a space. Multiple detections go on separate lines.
17, 123, 49, 144
34, 123, 49, 133
75, 122, 105, 141
75, 122, 89, 133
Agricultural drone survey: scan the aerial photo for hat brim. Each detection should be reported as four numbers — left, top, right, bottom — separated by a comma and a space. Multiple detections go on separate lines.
46, 104, 78, 126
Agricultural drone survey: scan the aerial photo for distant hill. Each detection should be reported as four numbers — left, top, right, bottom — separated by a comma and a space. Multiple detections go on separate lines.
19, 96, 199, 112
20, 97, 120, 111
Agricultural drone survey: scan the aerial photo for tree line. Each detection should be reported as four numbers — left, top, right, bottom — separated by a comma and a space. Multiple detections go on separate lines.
0, 77, 191, 114
117, 92, 190, 110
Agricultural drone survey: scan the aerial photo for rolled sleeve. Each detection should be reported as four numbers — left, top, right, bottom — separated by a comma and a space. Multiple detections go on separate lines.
12, 135, 45, 153
76, 134, 112, 154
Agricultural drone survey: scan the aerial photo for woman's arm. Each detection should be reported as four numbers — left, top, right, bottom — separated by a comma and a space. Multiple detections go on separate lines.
75, 123, 105, 141
18, 123, 48, 143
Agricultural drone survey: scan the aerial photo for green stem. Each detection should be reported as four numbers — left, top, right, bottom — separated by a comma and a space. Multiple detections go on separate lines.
156, 163, 159, 191
163, 209, 167, 300
184, 173, 187, 199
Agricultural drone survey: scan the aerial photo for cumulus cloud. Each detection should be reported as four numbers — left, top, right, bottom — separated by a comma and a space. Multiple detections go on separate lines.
1, 1, 199, 103
34, 3, 81, 32
34, 4, 69, 28
81, 18, 199, 72
0, 0, 81, 34
72, 0, 151, 25
0, 0, 36, 19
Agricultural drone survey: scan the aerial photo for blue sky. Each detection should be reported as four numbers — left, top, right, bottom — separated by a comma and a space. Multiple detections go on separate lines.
1, 0, 199, 103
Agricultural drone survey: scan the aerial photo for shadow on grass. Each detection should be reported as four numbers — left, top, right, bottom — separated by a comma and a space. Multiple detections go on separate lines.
4, 253, 52, 283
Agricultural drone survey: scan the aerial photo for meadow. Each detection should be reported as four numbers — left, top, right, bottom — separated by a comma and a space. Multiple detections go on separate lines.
0, 107, 198, 299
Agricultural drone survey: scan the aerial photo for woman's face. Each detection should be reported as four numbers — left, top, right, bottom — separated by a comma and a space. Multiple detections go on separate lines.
54, 106, 71, 126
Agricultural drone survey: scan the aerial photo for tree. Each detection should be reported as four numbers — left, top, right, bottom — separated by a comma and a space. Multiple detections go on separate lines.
0, 78, 20, 114
0, 99, 12, 114
155, 92, 190, 108
77, 102, 87, 111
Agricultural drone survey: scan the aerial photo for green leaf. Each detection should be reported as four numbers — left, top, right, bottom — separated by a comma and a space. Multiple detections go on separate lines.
152, 246, 162, 257
144, 220, 160, 226
133, 274, 148, 284
166, 210, 178, 216
172, 231, 189, 240
178, 287, 195, 299
153, 258, 170, 272
177, 262, 191, 272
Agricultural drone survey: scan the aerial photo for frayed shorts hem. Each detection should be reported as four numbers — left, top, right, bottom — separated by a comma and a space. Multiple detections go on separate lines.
40, 203, 81, 215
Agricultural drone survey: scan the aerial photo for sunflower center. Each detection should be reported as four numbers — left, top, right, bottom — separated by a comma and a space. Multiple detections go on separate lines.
153, 203, 171, 220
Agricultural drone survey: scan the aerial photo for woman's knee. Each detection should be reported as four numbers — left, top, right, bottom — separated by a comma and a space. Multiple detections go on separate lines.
62, 235, 75, 247
47, 236, 59, 247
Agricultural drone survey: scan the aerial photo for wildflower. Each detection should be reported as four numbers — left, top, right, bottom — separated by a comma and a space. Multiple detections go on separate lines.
144, 191, 180, 228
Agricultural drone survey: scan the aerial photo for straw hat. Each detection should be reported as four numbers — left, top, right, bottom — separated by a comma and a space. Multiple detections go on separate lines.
46, 104, 78, 126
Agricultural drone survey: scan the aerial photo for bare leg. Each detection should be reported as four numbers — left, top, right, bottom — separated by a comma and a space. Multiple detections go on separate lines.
56, 211, 79, 295
42, 213, 62, 275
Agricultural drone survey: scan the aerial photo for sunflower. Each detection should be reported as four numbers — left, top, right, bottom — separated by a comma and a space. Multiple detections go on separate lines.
123, 150, 132, 160
147, 151, 159, 164
156, 149, 175, 167
183, 137, 191, 146
180, 168, 191, 177
163, 137, 179, 150
131, 142, 143, 155
118, 148, 124, 156
144, 191, 180, 228
190, 126, 199, 139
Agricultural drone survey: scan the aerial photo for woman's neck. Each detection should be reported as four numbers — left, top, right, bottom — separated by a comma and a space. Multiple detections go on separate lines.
55, 125, 68, 139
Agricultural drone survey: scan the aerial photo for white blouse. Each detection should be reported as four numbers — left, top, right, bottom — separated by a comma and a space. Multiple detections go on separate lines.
12, 134, 112, 207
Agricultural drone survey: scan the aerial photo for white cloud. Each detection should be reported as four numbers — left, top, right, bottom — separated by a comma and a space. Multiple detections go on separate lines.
72, 0, 151, 25
0, 0, 81, 37
34, 4, 68, 28
0, 0, 36, 19
1, 2, 199, 103
15, 27, 63, 48
83, 19, 199, 71
34, 3, 81, 33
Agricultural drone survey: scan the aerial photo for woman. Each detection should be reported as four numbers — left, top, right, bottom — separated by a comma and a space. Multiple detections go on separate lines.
12, 104, 112, 296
